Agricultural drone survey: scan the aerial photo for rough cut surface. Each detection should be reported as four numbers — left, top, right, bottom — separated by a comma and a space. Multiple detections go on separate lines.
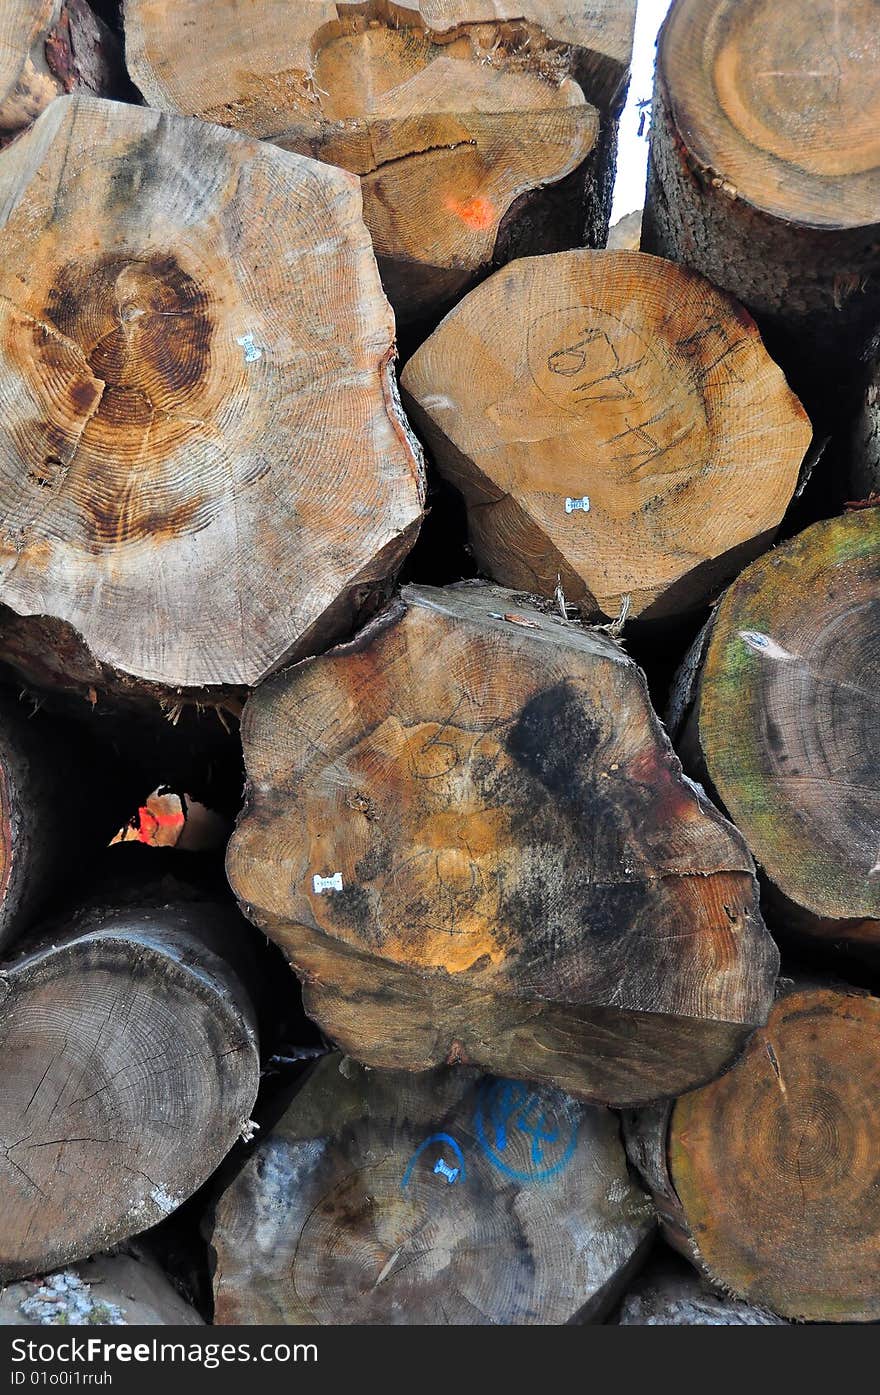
0, 1, 124, 144
0, 95, 424, 697
402, 250, 811, 621
628, 986, 880, 1324
0, 902, 260, 1281
642, 0, 880, 411
123, 1, 637, 323
227, 581, 779, 1106
209, 1054, 655, 1325
689, 510, 880, 941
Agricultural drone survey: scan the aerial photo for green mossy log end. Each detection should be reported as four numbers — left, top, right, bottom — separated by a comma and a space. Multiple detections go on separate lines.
686, 509, 880, 943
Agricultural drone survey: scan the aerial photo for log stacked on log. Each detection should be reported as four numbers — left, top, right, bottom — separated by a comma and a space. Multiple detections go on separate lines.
0, 0, 875, 1332
0, 1252, 203, 1326
208, 1054, 655, 1325
0, 899, 260, 1281
122, 0, 636, 325
401, 250, 811, 622
227, 580, 778, 1106
624, 984, 880, 1323
674, 510, 880, 947
643, 0, 880, 415
0, 94, 423, 705
0, 1, 124, 145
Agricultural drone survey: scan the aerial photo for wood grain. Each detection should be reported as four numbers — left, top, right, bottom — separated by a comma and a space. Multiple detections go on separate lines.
688, 510, 880, 942
0, 900, 260, 1280
0, 95, 424, 699
402, 250, 810, 622
209, 1053, 655, 1324
227, 580, 779, 1106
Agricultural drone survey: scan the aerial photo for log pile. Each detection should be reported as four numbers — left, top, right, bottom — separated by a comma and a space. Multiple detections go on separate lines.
123, 0, 637, 328
0, 0, 875, 1329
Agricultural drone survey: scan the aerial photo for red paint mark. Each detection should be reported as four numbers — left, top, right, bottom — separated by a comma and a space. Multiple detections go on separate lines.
135, 805, 185, 843
445, 194, 496, 232
845, 493, 880, 511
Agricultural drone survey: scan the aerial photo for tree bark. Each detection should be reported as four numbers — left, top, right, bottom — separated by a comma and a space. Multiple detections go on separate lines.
623, 982, 880, 1323
615, 1251, 787, 1325
850, 355, 880, 499
642, 0, 880, 421
0, 696, 128, 954
208, 1053, 655, 1325
0, 1250, 203, 1325
0, 899, 260, 1281
0, 1, 126, 145
123, 0, 636, 327
0, 94, 424, 705
227, 579, 778, 1107
674, 510, 880, 947
401, 249, 811, 622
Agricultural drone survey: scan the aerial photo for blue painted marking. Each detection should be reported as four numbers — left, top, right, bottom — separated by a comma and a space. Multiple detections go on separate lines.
401, 1133, 466, 1189
474, 1079, 577, 1182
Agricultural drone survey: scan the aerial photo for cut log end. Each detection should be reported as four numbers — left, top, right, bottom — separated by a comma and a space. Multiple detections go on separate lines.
122, 1, 637, 324
0, 94, 424, 697
657, 0, 880, 229
692, 509, 880, 937
227, 580, 778, 1107
209, 1054, 655, 1325
401, 250, 810, 622
662, 985, 880, 1323
0, 902, 260, 1281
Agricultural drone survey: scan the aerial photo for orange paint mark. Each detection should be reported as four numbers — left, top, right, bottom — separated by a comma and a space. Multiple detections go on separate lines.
444, 194, 496, 232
